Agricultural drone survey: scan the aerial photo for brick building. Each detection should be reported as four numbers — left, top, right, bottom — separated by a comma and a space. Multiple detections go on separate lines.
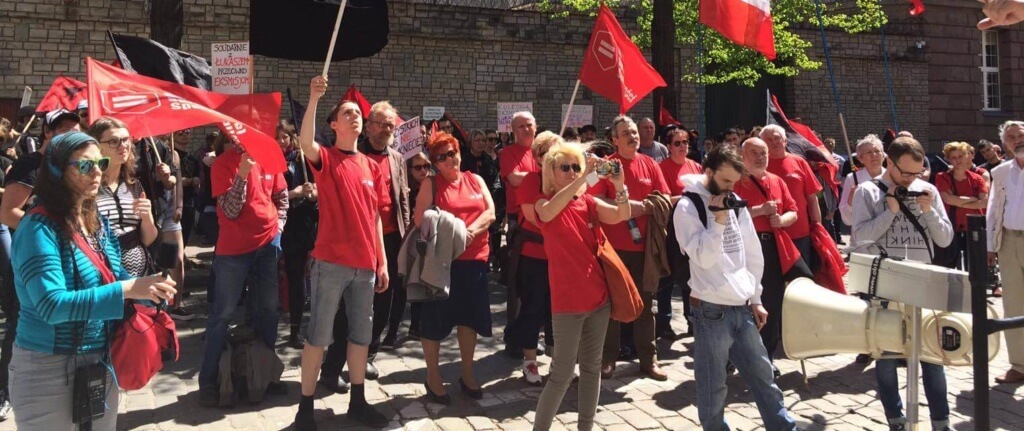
0, 0, 1020, 153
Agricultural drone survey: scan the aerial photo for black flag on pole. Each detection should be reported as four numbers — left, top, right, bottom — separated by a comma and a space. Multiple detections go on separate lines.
109, 32, 212, 90
249, 0, 389, 62
766, 91, 830, 164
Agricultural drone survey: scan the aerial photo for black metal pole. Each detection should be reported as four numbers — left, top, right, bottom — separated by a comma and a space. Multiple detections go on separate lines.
968, 215, 990, 431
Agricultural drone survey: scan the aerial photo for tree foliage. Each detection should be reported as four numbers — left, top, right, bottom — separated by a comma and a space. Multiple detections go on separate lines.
542, 0, 888, 86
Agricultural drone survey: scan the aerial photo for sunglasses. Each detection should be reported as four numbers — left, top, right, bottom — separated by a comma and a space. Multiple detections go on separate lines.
670, 141, 688, 147
558, 163, 582, 173
100, 136, 133, 148
411, 164, 431, 172
68, 157, 110, 175
435, 150, 458, 162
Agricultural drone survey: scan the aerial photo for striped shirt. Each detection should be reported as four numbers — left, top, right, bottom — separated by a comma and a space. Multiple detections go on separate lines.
97, 181, 148, 277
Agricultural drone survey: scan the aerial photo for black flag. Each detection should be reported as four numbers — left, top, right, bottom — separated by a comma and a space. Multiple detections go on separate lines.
109, 32, 212, 90
249, 0, 389, 62
766, 91, 830, 164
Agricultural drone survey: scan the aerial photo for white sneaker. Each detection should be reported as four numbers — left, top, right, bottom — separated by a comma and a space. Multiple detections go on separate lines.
522, 360, 542, 385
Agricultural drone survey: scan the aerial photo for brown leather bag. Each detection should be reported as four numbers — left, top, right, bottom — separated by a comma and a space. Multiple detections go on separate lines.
587, 198, 643, 322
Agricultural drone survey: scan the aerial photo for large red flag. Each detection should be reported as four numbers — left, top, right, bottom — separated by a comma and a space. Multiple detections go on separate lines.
579, 4, 666, 114
86, 58, 285, 174
700, 0, 777, 60
343, 84, 372, 119
37, 76, 88, 113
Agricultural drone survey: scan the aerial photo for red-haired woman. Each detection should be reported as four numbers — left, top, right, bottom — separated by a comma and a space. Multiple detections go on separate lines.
412, 133, 496, 404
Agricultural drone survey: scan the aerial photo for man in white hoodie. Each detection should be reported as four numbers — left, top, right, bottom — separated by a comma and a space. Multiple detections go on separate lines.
673, 147, 799, 431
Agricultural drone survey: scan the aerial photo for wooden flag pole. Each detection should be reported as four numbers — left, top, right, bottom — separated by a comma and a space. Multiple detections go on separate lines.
559, 79, 581, 136
19, 115, 35, 136
321, 0, 350, 78
147, 137, 163, 165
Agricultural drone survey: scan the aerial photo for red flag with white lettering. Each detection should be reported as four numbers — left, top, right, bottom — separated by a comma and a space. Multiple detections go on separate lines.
86, 57, 285, 173
37, 76, 88, 113
578, 4, 666, 114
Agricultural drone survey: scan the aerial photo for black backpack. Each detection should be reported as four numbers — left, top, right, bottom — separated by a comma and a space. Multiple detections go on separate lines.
666, 192, 741, 288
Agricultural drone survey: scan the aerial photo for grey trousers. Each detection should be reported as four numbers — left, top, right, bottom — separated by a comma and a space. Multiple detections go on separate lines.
533, 303, 611, 431
10, 346, 119, 431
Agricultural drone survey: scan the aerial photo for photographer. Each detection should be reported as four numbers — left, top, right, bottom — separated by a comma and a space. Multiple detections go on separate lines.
850, 137, 954, 431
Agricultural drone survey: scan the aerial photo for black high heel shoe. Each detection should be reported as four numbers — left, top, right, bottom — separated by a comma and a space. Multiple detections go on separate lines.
424, 381, 451, 405
459, 378, 483, 400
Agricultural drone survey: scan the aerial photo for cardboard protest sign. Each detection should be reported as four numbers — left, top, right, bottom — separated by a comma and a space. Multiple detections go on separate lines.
422, 106, 445, 121
497, 102, 533, 133
561, 104, 593, 129
393, 116, 423, 160
211, 42, 253, 94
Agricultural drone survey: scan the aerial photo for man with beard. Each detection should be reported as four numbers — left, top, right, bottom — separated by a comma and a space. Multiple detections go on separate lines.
673, 147, 799, 431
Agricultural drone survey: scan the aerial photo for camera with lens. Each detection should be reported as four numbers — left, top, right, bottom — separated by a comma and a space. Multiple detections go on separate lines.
709, 195, 748, 212
595, 159, 621, 176
894, 186, 925, 200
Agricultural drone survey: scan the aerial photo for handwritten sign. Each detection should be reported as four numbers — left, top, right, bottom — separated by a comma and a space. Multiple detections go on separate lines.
497, 102, 533, 133
211, 42, 253, 95
393, 116, 423, 160
561, 104, 593, 129
422, 106, 445, 121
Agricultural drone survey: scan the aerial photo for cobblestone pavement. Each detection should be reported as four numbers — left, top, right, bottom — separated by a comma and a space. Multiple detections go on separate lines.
1, 245, 1022, 431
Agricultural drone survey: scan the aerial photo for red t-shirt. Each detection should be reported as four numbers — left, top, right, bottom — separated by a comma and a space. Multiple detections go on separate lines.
733, 173, 798, 233
767, 154, 822, 239
366, 153, 398, 235
935, 169, 989, 232
515, 172, 547, 259
538, 194, 609, 314
436, 172, 490, 261
212, 150, 286, 256
589, 153, 670, 252
499, 144, 539, 215
659, 157, 703, 196
311, 146, 389, 270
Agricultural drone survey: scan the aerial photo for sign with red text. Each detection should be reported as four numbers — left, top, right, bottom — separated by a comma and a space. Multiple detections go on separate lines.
211, 42, 253, 94
393, 116, 423, 160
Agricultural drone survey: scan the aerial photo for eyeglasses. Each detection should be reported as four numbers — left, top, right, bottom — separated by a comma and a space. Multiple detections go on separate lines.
68, 157, 110, 175
670, 141, 688, 147
435, 150, 458, 162
369, 120, 396, 130
99, 136, 133, 148
558, 163, 582, 173
411, 164, 431, 172
891, 160, 925, 179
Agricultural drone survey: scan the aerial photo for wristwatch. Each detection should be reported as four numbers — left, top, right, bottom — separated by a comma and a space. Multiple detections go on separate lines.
614, 186, 629, 204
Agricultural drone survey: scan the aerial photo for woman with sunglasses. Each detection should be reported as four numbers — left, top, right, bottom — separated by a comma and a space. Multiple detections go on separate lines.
531, 142, 629, 431
659, 128, 703, 196
88, 117, 158, 278
385, 152, 432, 343
8, 131, 176, 430
413, 132, 495, 403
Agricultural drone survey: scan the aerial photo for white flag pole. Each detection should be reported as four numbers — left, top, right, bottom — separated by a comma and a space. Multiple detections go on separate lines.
559, 79, 581, 136
321, 0, 350, 78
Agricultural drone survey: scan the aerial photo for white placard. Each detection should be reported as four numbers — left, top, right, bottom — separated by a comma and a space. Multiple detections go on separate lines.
497, 102, 533, 133
561, 104, 593, 129
393, 116, 423, 160
422, 106, 445, 121
211, 41, 253, 95
20, 87, 32, 107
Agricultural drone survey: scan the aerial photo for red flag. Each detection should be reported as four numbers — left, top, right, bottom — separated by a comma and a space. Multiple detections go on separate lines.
86, 57, 285, 174
699, 0, 776, 60
36, 76, 88, 113
658, 99, 681, 126
908, 0, 925, 16
579, 4, 667, 114
343, 84, 371, 119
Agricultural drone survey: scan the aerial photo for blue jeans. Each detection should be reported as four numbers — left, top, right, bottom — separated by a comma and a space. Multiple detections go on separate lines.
655, 276, 675, 330
691, 300, 796, 431
875, 359, 949, 423
198, 236, 281, 389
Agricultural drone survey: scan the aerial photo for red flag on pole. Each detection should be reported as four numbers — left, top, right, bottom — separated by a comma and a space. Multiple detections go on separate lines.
36, 76, 88, 113
699, 0, 777, 60
579, 4, 666, 114
343, 84, 371, 119
658, 99, 681, 126
86, 57, 285, 174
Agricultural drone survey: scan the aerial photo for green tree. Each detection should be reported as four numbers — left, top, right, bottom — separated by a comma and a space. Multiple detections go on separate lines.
544, 0, 888, 86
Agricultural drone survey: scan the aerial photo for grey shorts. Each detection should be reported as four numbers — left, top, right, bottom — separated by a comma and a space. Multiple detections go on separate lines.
305, 259, 376, 347
10, 346, 119, 431
156, 196, 182, 233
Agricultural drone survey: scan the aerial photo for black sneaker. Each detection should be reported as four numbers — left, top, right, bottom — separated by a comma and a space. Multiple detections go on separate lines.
365, 362, 380, 380
168, 307, 196, 321
348, 402, 390, 428
294, 407, 317, 431
318, 374, 349, 394
380, 334, 398, 351
289, 333, 305, 350
198, 387, 220, 408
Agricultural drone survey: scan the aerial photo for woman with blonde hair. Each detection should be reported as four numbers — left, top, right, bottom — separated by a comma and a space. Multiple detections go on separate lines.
531, 142, 629, 430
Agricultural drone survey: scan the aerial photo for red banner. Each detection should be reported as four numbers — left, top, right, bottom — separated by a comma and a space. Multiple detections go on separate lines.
37, 76, 88, 113
579, 4, 666, 114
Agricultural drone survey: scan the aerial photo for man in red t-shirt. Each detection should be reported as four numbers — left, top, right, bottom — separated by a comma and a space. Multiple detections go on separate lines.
293, 76, 391, 429
590, 116, 670, 381
498, 111, 538, 327
761, 125, 823, 264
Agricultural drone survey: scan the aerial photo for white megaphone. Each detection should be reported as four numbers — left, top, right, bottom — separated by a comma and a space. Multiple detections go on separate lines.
782, 278, 1000, 365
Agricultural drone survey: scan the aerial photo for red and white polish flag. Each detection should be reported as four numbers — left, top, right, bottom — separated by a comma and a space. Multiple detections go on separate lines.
699, 0, 777, 60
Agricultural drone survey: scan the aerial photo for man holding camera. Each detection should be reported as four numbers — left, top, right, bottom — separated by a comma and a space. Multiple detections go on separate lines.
673, 147, 798, 431
850, 137, 954, 431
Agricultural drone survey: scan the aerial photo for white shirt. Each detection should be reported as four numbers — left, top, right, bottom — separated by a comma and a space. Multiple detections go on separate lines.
673, 175, 764, 306
1003, 161, 1024, 230
839, 168, 885, 226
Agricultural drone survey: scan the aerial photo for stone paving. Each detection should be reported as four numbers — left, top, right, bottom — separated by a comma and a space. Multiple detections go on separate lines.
2, 244, 1023, 430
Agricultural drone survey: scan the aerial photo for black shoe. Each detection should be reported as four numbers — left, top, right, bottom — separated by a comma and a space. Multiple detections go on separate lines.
266, 381, 288, 396
380, 333, 398, 351
855, 354, 874, 364
318, 374, 349, 394
726, 362, 736, 375
294, 407, 317, 431
365, 362, 380, 380
289, 332, 304, 350
408, 328, 421, 341
198, 386, 220, 408
424, 381, 451, 405
459, 378, 483, 400
348, 401, 390, 428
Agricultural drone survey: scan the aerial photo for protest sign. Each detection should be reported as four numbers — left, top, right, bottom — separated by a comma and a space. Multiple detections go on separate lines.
20, 87, 32, 107
393, 116, 423, 160
422, 106, 445, 121
561, 104, 593, 129
211, 42, 253, 94
497, 102, 532, 133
